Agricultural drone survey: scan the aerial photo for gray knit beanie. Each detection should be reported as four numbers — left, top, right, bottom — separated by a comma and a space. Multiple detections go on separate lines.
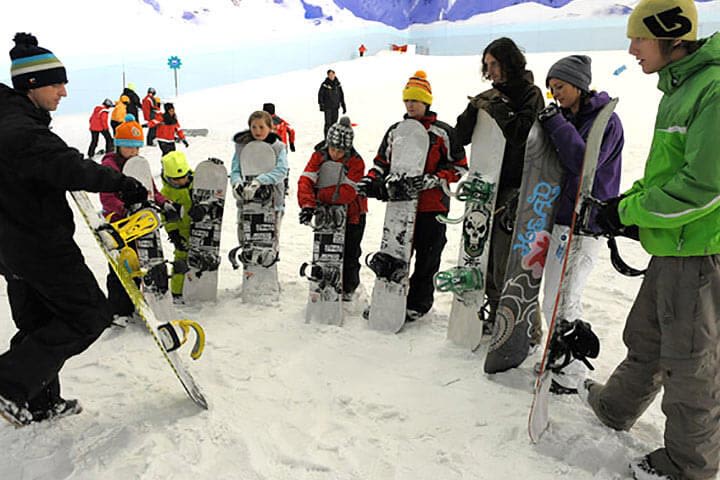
546, 55, 592, 92
326, 116, 354, 151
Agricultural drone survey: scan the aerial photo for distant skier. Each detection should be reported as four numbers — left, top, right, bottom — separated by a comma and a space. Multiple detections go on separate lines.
122, 83, 142, 122
0, 33, 148, 426
110, 94, 130, 133
87, 97, 114, 158
538, 54, 624, 394
359, 70, 467, 322
99, 114, 176, 326
142, 87, 158, 146
148, 102, 188, 156
580, 2, 720, 479
298, 116, 367, 301
318, 69, 347, 137
454, 37, 545, 343
358, 44, 367, 57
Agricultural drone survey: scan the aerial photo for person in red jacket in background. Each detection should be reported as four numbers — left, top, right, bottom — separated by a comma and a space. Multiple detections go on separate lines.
87, 98, 114, 158
99, 114, 178, 326
141, 87, 158, 146
263, 102, 296, 196
298, 116, 367, 301
148, 102, 187, 156
358, 44, 367, 57
358, 70, 467, 322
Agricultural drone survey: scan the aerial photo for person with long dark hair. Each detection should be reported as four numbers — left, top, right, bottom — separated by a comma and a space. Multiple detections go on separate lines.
455, 37, 545, 343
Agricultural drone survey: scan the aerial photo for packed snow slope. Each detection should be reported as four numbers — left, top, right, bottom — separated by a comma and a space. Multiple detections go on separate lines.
0, 48, 678, 479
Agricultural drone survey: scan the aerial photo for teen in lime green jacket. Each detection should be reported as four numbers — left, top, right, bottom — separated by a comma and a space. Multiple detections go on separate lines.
618, 32, 720, 256
585, 2, 720, 478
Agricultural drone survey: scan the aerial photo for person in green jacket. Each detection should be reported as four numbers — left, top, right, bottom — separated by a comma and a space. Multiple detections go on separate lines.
160, 151, 195, 303
581, 1, 720, 479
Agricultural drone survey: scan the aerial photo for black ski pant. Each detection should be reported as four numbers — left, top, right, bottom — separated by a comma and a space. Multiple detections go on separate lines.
106, 265, 140, 317
323, 108, 339, 137
0, 260, 112, 406
407, 211, 447, 315
343, 215, 366, 294
110, 120, 121, 134
159, 141, 176, 156
88, 129, 114, 158
146, 126, 157, 146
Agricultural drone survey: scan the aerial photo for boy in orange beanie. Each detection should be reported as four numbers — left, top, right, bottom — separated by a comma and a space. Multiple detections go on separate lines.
358, 70, 468, 323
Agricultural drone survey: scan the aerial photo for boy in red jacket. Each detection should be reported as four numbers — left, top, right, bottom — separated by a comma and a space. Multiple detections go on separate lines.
87, 98, 114, 158
297, 116, 367, 300
148, 102, 187, 156
358, 70, 467, 321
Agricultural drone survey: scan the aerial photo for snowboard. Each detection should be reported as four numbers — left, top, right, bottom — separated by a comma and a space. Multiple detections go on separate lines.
367, 119, 429, 333
483, 121, 564, 374
184, 128, 209, 137
301, 161, 347, 325
435, 109, 505, 350
228, 141, 280, 303
123, 156, 172, 308
182, 157, 227, 303
529, 98, 618, 443
70, 190, 208, 409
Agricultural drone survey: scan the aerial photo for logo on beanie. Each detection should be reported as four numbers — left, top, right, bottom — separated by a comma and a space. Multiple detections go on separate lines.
131, 126, 141, 137
643, 7, 692, 38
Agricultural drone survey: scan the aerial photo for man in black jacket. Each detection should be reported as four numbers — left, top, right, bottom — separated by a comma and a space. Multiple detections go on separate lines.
0, 33, 147, 426
317, 69, 347, 137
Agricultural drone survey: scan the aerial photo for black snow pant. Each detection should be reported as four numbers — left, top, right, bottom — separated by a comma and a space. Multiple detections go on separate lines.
87, 129, 114, 158
110, 120, 121, 134
106, 266, 140, 317
406, 211, 447, 315
0, 260, 112, 407
146, 126, 157, 146
343, 215, 366, 294
323, 108, 339, 137
159, 141, 176, 156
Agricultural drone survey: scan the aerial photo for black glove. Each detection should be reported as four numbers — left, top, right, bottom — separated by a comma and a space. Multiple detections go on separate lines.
162, 202, 181, 222
299, 207, 315, 225
596, 196, 625, 236
118, 177, 148, 206
357, 175, 388, 201
498, 193, 519, 234
172, 259, 190, 275
289, 142, 296, 153
188, 204, 206, 222
485, 96, 513, 121
538, 103, 561, 123
342, 106, 347, 114
182, 139, 189, 148
168, 229, 188, 252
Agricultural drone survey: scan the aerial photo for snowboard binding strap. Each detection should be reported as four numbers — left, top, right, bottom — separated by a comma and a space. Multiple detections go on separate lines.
433, 267, 484, 295
546, 319, 600, 372
437, 178, 495, 224
299, 262, 341, 291
365, 251, 407, 283
312, 206, 346, 231
228, 245, 278, 269
157, 320, 206, 360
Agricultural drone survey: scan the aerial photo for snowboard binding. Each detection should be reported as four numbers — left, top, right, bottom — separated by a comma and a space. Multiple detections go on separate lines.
143, 262, 170, 294
312, 205, 346, 231
299, 262, 341, 292
433, 267, 484, 295
157, 319, 206, 360
228, 245, 278, 269
188, 251, 221, 276
365, 251, 407, 283
546, 319, 600, 372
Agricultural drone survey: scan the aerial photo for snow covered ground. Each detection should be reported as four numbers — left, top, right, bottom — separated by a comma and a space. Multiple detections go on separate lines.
0, 47, 675, 479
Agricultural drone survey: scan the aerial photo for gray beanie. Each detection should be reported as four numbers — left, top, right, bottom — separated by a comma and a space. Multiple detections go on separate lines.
546, 55, 592, 92
326, 116, 354, 151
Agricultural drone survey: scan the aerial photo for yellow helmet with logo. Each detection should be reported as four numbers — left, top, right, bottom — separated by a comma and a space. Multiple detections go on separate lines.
162, 151, 191, 179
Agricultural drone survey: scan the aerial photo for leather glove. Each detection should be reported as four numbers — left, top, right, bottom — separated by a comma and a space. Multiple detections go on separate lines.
289, 142, 296, 153
182, 139, 189, 148
162, 202, 181, 222
118, 177, 148, 206
596, 196, 625, 236
299, 207, 315, 225
242, 179, 261, 202
538, 103, 561, 123
188, 204, 206, 222
357, 175, 388, 200
168, 229, 188, 252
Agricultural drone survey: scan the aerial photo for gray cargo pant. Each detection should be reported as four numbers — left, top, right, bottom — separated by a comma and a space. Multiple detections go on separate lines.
587, 255, 720, 480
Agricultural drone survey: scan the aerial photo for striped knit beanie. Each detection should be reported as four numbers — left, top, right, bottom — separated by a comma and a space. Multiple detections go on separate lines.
402, 70, 433, 105
10, 33, 67, 91
326, 116, 354, 151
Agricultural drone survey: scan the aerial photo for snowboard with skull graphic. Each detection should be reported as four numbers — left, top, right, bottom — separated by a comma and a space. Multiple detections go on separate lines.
435, 109, 506, 350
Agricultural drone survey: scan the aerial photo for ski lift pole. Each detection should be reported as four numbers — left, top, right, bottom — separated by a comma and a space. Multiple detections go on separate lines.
167, 55, 182, 97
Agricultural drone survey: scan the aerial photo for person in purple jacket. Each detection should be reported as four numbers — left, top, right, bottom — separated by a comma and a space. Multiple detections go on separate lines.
536, 55, 624, 394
